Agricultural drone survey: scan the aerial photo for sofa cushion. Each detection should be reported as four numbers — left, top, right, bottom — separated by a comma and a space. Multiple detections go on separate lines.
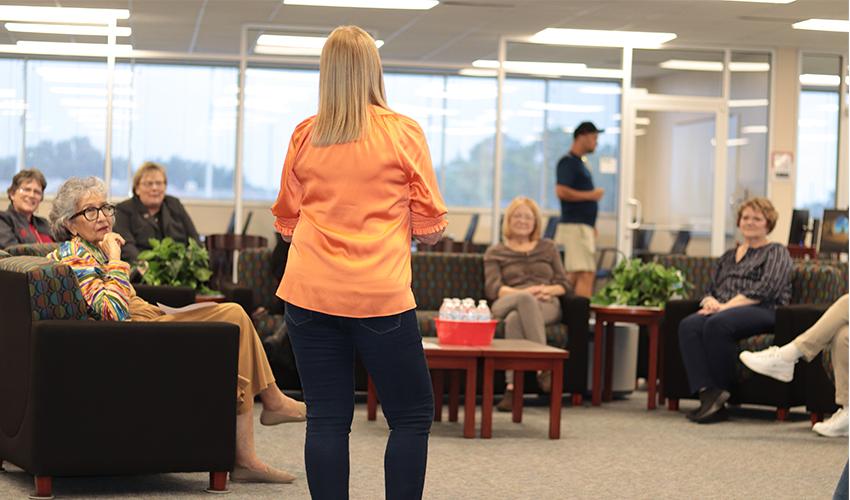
237, 248, 278, 311
653, 255, 714, 299
411, 252, 485, 311
0, 256, 90, 321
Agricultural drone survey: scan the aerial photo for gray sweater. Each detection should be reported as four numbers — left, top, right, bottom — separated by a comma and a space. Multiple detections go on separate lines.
483, 239, 572, 302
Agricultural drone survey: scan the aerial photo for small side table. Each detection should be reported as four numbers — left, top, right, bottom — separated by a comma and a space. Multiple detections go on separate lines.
590, 305, 665, 410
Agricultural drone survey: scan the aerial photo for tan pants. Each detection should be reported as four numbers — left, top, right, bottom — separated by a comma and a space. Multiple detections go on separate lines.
129, 296, 276, 414
491, 291, 562, 384
792, 294, 849, 407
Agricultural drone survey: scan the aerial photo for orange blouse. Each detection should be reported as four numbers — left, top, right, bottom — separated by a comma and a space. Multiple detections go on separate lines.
271, 105, 448, 318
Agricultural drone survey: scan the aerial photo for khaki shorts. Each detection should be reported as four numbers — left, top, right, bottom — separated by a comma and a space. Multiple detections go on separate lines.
556, 223, 596, 272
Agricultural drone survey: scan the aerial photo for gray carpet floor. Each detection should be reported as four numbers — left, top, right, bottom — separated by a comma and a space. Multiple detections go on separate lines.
1, 392, 847, 499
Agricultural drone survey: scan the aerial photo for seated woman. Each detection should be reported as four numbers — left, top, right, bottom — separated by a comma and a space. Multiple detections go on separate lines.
47, 176, 305, 484
114, 161, 200, 263
484, 196, 571, 411
0, 168, 54, 247
679, 197, 792, 424
740, 294, 849, 437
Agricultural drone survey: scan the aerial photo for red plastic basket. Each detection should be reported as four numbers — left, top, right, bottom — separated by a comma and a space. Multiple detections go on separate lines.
434, 318, 498, 346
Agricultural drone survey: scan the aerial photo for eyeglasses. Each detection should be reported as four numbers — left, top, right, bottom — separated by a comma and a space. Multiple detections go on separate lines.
69, 204, 116, 222
17, 186, 43, 198
140, 180, 165, 189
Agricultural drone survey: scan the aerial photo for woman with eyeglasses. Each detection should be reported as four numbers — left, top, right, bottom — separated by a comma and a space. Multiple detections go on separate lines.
47, 176, 306, 485
113, 161, 200, 263
484, 196, 572, 412
0, 168, 54, 248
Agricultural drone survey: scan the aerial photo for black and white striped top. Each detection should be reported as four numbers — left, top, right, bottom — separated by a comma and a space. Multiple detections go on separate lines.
705, 242, 793, 308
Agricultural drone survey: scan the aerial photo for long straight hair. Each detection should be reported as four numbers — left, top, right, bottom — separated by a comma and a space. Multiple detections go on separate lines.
312, 25, 389, 147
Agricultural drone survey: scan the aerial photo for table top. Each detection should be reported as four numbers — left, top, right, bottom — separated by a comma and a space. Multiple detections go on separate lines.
591, 304, 665, 318
422, 338, 568, 359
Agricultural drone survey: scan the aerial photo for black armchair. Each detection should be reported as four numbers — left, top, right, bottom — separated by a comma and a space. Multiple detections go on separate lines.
0, 257, 240, 498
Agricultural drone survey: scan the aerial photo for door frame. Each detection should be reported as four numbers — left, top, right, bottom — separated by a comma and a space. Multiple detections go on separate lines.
617, 91, 729, 257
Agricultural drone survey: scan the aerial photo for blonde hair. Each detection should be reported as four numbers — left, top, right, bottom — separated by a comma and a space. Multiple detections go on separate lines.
132, 161, 167, 196
737, 197, 779, 233
502, 196, 542, 242
312, 26, 389, 147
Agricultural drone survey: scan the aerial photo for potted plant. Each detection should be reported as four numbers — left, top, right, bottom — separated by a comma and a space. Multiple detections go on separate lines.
592, 258, 690, 309
137, 237, 216, 295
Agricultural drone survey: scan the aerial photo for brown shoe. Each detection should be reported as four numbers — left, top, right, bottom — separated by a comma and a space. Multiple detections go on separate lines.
537, 371, 552, 393
260, 401, 307, 426
231, 464, 296, 484
496, 390, 513, 412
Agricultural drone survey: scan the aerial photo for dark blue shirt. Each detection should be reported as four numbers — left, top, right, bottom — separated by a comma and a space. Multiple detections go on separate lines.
556, 153, 597, 227
705, 243, 793, 308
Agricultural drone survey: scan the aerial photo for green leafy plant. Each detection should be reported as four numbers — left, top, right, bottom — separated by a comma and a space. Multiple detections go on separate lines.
137, 237, 216, 295
592, 258, 690, 308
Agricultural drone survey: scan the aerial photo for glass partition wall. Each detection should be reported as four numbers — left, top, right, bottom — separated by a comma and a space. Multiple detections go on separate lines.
0, 38, 781, 257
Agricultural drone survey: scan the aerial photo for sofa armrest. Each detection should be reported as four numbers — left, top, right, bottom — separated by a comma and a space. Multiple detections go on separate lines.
559, 294, 590, 395
774, 303, 830, 347
220, 283, 255, 315
661, 299, 700, 399
133, 284, 195, 308
25, 320, 239, 475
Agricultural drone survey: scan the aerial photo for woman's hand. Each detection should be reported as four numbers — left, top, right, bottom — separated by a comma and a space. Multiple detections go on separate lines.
698, 297, 722, 315
98, 232, 126, 261
526, 285, 552, 302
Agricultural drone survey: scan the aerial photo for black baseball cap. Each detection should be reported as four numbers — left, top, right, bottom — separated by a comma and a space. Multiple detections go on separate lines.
574, 121, 604, 138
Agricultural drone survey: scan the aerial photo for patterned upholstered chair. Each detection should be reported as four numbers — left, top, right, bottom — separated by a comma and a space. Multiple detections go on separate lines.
3, 242, 59, 257
0, 256, 239, 497
658, 255, 845, 419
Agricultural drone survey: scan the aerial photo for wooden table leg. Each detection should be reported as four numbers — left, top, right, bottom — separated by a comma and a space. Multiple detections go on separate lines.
367, 376, 377, 421
549, 361, 564, 439
603, 321, 616, 402
463, 359, 477, 439
647, 323, 658, 410
449, 370, 460, 422
592, 317, 604, 406
512, 370, 524, 424
432, 370, 444, 422
481, 357, 495, 439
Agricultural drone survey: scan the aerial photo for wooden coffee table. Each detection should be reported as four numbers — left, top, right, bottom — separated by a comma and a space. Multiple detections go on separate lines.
479, 339, 569, 439
590, 305, 665, 410
367, 340, 481, 439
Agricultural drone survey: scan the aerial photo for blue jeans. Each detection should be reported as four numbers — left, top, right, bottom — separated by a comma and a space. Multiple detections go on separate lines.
285, 303, 433, 500
678, 305, 776, 394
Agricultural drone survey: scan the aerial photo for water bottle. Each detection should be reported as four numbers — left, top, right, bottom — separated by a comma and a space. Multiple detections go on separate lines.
462, 298, 476, 321
439, 298, 452, 320
450, 298, 463, 320
475, 299, 491, 321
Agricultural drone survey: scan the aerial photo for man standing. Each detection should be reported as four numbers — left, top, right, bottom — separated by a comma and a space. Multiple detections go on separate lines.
555, 121, 604, 298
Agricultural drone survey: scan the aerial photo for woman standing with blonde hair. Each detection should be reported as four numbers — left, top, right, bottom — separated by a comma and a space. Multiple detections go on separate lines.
484, 196, 571, 411
272, 25, 447, 500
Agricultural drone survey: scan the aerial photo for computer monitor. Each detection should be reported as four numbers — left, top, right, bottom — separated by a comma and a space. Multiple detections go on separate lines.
787, 209, 810, 246
819, 209, 849, 254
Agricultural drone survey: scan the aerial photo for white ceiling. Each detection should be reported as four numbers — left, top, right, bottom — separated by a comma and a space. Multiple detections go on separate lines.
0, 0, 847, 68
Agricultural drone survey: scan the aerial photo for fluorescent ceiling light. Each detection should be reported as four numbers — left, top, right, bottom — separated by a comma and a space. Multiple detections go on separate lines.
0, 6, 128, 23
5, 22, 131, 37
1, 41, 132, 57
458, 68, 497, 77
728, 99, 769, 108
799, 73, 841, 86
742, 125, 768, 134
711, 138, 750, 147
792, 19, 850, 32
283, 0, 438, 9
472, 59, 622, 78
523, 101, 604, 113
720, 0, 795, 3
255, 33, 382, 56
659, 60, 770, 72
530, 28, 676, 49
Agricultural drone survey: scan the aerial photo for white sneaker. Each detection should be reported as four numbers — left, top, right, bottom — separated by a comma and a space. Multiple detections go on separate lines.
739, 346, 796, 383
813, 408, 849, 437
